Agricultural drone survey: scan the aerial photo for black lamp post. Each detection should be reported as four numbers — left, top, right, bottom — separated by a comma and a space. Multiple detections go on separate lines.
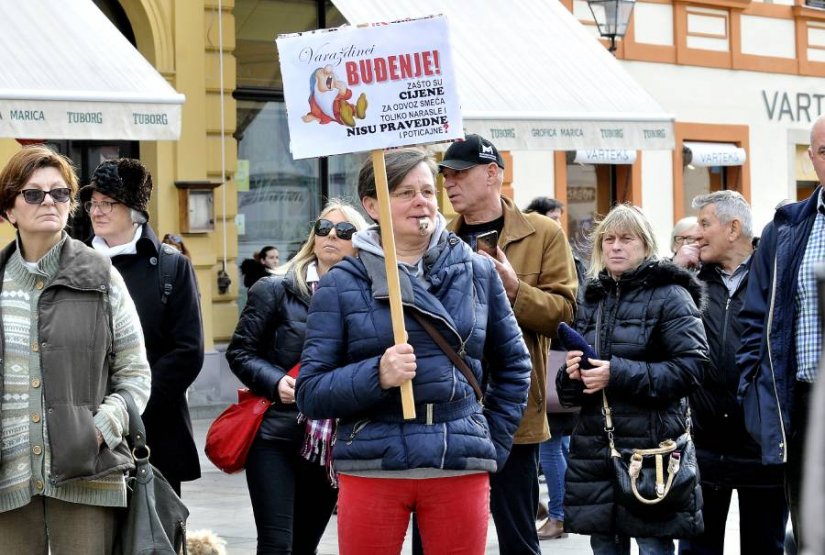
586, 0, 636, 53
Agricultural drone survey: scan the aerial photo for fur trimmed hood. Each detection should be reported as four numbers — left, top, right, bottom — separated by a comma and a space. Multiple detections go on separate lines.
583, 258, 706, 312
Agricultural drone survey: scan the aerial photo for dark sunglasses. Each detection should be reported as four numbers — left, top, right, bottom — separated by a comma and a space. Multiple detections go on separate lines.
314, 218, 356, 240
19, 188, 72, 205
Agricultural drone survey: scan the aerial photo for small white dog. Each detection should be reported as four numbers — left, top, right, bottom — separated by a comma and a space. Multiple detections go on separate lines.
186, 529, 227, 555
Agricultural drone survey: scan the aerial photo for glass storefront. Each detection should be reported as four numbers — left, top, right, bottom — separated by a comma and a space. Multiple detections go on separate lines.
234, 0, 364, 307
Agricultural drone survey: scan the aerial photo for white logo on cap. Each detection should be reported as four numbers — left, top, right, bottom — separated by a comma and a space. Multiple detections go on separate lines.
479, 142, 496, 161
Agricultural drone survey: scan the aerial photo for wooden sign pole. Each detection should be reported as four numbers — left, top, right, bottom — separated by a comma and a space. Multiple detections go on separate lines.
372, 149, 416, 420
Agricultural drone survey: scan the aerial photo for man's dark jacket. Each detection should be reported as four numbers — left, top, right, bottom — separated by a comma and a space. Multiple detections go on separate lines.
88, 224, 204, 482
737, 187, 820, 465
692, 259, 782, 486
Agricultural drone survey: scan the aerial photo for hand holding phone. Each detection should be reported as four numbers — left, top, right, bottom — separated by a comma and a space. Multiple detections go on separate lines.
475, 230, 499, 257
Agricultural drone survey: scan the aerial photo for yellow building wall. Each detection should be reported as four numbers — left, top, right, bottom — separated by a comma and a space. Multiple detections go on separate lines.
0, 1, 239, 348
122, 0, 240, 347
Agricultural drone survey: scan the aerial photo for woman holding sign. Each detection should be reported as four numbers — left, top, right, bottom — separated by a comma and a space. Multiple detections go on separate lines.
296, 148, 531, 554
226, 200, 367, 555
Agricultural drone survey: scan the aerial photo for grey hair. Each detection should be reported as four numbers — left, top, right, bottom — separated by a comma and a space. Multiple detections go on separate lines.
691, 190, 752, 239
130, 208, 147, 225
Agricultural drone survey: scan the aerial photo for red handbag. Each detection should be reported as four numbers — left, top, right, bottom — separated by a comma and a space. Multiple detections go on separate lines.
204, 388, 271, 474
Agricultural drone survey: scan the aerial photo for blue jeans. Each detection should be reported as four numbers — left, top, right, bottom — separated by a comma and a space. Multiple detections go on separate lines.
538, 433, 569, 521
591, 533, 675, 555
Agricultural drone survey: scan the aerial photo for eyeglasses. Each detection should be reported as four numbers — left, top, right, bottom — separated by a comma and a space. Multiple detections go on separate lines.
314, 218, 356, 240
673, 235, 699, 245
390, 186, 436, 202
19, 188, 72, 205
84, 200, 121, 214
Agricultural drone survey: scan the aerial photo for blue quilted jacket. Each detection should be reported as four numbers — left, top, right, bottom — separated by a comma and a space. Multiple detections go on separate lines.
296, 231, 531, 473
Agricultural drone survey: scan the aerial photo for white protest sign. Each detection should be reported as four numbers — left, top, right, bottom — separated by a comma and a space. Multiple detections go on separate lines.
276, 16, 464, 159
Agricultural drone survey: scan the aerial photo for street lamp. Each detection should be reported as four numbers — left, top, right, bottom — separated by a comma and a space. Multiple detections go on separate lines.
586, 0, 636, 53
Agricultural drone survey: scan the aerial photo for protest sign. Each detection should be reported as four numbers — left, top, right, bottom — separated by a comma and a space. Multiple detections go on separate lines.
276, 16, 463, 159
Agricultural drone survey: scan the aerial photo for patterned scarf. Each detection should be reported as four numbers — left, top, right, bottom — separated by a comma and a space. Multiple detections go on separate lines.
297, 262, 337, 486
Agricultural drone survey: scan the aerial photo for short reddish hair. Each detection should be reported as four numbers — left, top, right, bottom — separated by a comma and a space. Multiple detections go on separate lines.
0, 146, 79, 217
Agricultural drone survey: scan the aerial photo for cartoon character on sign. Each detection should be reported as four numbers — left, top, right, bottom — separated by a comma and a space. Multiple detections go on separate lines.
302, 65, 367, 128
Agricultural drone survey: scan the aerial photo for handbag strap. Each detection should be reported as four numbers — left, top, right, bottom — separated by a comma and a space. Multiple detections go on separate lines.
410, 311, 483, 402
597, 296, 692, 456
119, 390, 149, 454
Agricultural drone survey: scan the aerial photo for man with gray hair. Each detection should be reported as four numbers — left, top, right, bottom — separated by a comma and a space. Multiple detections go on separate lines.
675, 191, 787, 555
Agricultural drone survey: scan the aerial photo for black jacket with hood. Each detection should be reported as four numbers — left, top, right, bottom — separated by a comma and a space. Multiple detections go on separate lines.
557, 259, 708, 539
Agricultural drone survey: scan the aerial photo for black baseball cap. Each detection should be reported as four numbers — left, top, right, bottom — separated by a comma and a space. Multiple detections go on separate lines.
439, 134, 505, 171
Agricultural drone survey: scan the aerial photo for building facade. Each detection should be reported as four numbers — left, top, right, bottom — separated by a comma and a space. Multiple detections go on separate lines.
1, 0, 822, 405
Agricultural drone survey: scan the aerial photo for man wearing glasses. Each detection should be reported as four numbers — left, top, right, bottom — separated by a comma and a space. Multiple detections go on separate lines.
80, 158, 204, 496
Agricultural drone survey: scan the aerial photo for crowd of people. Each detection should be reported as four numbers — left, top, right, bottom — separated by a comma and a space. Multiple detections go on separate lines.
0, 120, 824, 554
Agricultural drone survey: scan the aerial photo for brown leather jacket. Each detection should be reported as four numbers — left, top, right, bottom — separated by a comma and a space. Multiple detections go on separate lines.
448, 196, 577, 443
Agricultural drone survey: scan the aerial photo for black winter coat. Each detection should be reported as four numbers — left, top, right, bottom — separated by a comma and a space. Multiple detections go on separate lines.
692, 261, 783, 488
225, 269, 307, 442
92, 225, 204, 483
557, 260, 708, 539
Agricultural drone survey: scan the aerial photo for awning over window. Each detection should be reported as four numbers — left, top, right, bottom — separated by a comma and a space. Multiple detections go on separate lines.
570, 149, 638, 165
683, 142, 747, 167
0, 0, 184, 141
331, 0, 674, 151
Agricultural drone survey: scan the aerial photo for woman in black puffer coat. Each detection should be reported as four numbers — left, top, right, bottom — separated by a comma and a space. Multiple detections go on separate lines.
226, 200, 367, 555
557, 204, 709, 555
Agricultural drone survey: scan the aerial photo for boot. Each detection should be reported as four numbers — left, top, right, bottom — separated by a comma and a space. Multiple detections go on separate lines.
537, 518, 567, 540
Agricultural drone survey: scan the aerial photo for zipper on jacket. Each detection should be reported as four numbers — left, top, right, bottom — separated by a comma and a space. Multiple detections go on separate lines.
720, 296, 731, 355
766, 252, 788, 463
344, 419, 369, 445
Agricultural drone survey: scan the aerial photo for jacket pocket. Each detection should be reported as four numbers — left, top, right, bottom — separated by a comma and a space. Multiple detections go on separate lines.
47, 405, 98, 484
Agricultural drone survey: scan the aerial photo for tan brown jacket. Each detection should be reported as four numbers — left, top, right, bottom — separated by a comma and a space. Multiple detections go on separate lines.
448, 196, 577, 443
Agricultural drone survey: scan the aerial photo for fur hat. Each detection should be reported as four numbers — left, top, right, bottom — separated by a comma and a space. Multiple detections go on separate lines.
80, 158, 153, 219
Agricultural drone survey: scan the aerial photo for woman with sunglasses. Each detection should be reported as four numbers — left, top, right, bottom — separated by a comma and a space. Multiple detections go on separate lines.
226, 199, 367, 555
0, 146, 150, 552
296, 148, 532, 554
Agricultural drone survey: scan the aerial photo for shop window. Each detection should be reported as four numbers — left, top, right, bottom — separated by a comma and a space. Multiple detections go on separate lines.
564, 154, 636, 249
680, 141, 746, 215
796, 143, 818, 201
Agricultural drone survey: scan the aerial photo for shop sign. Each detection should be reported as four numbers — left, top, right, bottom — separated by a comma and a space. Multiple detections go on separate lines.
0, 101, 181, 140
762, 89, 825, 123
276, 16, 463, 159
463, 120, 673, 151
684, 141, 746, 167
572, 149, 637, 165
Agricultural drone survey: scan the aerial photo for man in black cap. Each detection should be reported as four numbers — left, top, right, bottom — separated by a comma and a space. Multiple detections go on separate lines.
80, 159, 204, 495
441, 135, 578, 553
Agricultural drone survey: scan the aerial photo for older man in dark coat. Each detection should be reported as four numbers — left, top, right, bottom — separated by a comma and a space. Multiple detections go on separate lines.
81, 158, 204, 495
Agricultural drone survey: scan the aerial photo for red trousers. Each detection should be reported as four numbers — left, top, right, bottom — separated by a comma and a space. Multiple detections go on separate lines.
337, 473, 490, 555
